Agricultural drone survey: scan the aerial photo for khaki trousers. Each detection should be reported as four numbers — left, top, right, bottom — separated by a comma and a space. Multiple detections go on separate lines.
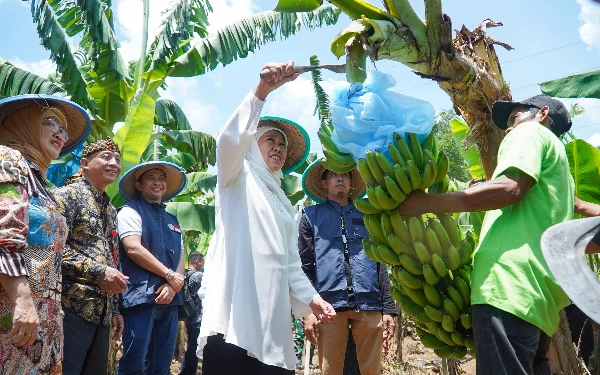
317, 310, 383, 375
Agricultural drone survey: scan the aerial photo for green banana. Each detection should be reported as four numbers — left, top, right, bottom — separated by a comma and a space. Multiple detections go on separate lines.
393, 132, 414, 163
322, 158, 355, 173
457, 269, 471, 284
435, 346, 454, 358
380, 212, 393, 236
369, 243, 385, 263
393, 164, 413, 195
375, 151, 396, 180
388, 143, 407, 168
378, 245, 402, 265
323, 149, 355, 168
374, 186, 399, 210
407, 217, 425, 243
428, 219, 451, 254
431, 133, 440, 160
424, 305, 444, 322
447, 286, 465, 312
452, 345, 467, 359
422, 264, 440, 285
405, 287, 428, 308
464, 338, 475, 350
422, 132, 435, 154
317, 127, 340, 153
417, 329, 447, 350
427, 321, 441, 337
459, 240, 473, 266
454, 275, 471, 306
384, 176, 406, 204
414, 241, 432, 265
441, 314, 456, 332
354, 198, 382, 215
461, 313, 472, 329
446, 245, 461, 271
436, 327, 457, 347
432, 254, 449, 277
364, 214, 388, 245
407, 133, 424, 170
419, 160, 437, 190
424, 227, 443, 257
415, 312, 433, 324
405, 160, 422, 190
423, 282, 443, 309
365, 151, 386, 186
439, 214, 461, 247
389, 211, 412, 244
444, 298, 460, 321
434, 152, 450, 183
357, 158, 376, 186
439, 174, 450, 193
398, 295, 425, 317
399, 254, 423, 275
422, 148, 437, 166
387, 234, 418, 259
362, 240, 381, 263
397, 268, 423, 289
365, 186, 384, 211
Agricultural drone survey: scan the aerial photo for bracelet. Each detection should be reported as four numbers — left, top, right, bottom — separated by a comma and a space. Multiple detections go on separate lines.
165, 268, 175, 281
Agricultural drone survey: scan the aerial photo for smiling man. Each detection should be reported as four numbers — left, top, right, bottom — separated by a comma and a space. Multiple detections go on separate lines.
298, 159, 397, 375
54, 137, 128, 375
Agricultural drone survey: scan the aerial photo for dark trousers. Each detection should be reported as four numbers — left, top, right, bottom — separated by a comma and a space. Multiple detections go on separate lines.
472, 304, 551, 375
180, 321, 201, 375
202, 334, 294, 375
62, 307, 110, 375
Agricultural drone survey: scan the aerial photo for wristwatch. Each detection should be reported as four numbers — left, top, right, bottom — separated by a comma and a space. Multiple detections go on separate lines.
165, 268, 175, 281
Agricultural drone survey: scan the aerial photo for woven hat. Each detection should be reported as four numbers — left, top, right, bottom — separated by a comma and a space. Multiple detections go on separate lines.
302, 158, 366, 204
0, 94, 91, 156
118, 161, 186, 202
258, 116, 310, 175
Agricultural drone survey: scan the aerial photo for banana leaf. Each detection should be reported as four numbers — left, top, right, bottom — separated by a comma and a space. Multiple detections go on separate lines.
282, 174, 305, 206
155, 99, 193, 131
195, 232, 213, 255
275, 0, 322, 12
163, 130, 216, 170
179, 172, 217, 196
450, 117, 485, 180
0, 59, 67, 97
141, 134, 170, 161
292, 151, 317, 175
540, 69, 600, 99
565, 139, 600, 204
160, 152, 197, 170
165, 202, 216, 233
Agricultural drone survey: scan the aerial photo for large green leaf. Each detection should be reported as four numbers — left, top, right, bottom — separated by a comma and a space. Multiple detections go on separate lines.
179, 172, 217, 196
293, 151, 317, 175
275, 0, 322, 12
141, 133, 169, 161
566, 139, 600, 204
165, 202, 216, 233
155, 98, 192, 131
282, 174, 305, 206
160, 152, 197, 170
195, 232, 213, 255
450, 117, 485, 180
163, 130, 216, 170
170, 6, 341, 77
0, 59, 67, 98
540, 69, 600, 99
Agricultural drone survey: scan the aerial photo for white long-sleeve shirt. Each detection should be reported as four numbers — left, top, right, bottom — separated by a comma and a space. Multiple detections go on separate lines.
197, 92, 318, 370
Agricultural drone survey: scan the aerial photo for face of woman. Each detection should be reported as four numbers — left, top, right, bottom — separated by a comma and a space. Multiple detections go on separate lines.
40, 116, 66, 160
258, 129, 288, 172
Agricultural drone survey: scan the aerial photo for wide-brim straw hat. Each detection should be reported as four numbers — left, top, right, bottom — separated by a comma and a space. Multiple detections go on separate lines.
0, 94, 91, 156
258, 116, 310, 175
119, 161, 187, 202
302, 158, 366, 204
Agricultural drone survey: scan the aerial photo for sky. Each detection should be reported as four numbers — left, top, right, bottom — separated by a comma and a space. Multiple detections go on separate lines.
1, 0, 600, 158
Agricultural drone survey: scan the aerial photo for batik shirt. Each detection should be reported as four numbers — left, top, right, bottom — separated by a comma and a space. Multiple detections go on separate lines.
54, 178, 120, 326
0, 145, 67, 374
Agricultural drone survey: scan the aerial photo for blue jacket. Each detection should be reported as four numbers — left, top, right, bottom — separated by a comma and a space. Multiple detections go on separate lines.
119, 197, 183, 309
298, 200, 395, 314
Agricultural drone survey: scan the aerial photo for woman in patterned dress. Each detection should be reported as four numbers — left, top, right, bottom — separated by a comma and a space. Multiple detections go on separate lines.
0, 95, 90, 374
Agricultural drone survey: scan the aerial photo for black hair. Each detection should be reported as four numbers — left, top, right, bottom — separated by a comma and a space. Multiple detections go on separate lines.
188, 252, 204, 264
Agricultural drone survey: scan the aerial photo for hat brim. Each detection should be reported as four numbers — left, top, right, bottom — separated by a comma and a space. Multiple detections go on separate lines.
119, 161, 187, 202
259, 116, 310, 175
302, 159, 366, 204
492, 100, 539, 130
0, 94, 92, 156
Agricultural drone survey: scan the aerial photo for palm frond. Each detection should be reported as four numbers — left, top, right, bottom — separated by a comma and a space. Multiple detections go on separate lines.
145, 0, 212, 78
309, 55, 331, 128
169, 6, 341, 77
30, 0, 99, 113
0, 59, 67, 98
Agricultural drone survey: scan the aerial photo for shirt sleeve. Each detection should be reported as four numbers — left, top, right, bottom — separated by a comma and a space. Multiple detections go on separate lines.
0, 182, 29, 277
217, 92, 265, 188
493, 123, 548, 183
378, 263, 398, 316
297, 212, 316, 286
288, 233, 319, 317
117, 207, 143, 239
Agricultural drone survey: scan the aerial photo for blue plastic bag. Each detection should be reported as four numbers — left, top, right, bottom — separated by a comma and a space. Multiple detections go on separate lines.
329, 70, 435, 161
47, 143, 84, 187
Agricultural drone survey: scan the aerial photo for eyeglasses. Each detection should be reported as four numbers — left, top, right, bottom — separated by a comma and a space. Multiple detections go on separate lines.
42, 117, 69, 142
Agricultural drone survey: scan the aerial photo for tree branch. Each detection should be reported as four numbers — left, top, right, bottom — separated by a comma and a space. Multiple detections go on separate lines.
425, 0, 443, 75
384, 0, 429, 55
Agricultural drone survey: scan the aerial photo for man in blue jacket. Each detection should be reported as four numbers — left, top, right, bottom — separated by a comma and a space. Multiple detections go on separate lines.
116, 161, 187, 375
298, 159, 397, 375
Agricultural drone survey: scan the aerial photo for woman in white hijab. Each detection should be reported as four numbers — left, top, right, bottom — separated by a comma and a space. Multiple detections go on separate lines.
198, 61, 336, 375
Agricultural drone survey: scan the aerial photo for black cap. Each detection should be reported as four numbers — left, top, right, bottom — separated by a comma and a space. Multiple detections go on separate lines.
492, 94, 572, 135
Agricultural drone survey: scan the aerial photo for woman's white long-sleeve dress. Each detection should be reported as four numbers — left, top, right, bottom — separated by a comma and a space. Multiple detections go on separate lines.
197, 92, 318, 370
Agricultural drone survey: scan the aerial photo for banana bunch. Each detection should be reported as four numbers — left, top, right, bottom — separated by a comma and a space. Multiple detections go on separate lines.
318, 124, 357, 173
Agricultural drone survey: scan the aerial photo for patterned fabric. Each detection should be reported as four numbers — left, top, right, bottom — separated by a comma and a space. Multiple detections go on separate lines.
0, 145, 67, 374
54, 178, 119, 326
81, 137, 120, 159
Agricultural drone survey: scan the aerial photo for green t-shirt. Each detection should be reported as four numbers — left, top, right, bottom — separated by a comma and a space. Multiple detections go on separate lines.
471, 122, 573, 336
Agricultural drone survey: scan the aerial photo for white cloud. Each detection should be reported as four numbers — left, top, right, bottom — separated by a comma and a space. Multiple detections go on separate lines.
206, 0, 257, 32
181, 98, 225, 134
11, 58, 55, 78
576, 0, 600, 49
587, 133, 600, 146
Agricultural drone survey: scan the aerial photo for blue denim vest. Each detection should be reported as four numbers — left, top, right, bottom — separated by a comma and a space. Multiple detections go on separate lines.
119, 197, 183, 309
303, 201, 382, 311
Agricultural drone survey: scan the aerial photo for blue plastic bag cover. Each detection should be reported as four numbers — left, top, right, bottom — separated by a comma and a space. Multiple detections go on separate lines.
330, 70, 435, 161
47, 143, 84, 187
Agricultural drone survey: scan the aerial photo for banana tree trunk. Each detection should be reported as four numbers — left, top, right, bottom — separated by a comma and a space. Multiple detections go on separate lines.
590, 322, 600, 374
547, 310, 587, 375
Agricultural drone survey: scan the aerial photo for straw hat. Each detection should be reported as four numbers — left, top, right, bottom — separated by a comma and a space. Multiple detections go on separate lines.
0, 94, 91, 156
302, 158, 366, 204
258, 116, 310, 175
119, 161, 187, 202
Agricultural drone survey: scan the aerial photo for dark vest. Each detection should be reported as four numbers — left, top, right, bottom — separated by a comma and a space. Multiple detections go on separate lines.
119, 197, 183, 309
303, 201, 382, 311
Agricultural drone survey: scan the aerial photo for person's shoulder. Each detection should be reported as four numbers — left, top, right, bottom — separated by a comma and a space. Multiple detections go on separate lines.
0, 145, 29, 186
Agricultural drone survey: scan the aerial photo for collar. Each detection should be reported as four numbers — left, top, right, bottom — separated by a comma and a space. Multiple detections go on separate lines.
81, 177, 111, 204
135, 195, 166, 209
325, 199, 354, 214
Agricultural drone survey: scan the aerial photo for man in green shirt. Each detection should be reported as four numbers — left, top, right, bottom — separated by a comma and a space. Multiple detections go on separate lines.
397, 94, 580, 374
